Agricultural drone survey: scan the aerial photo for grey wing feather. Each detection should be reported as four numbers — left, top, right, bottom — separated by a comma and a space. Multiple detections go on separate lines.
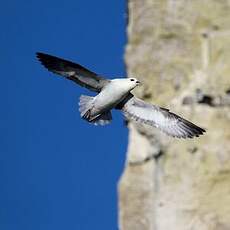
120, 95, 205, 138
36, 52, 110, 92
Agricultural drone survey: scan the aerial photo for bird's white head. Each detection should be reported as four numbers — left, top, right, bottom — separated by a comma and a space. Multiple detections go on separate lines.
111, 77, 140, 92
125, 77, 141, 91
128, 77, 141, 86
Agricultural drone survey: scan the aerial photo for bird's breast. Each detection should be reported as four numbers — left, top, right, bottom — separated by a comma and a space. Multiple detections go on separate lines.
93, 83, 129, 113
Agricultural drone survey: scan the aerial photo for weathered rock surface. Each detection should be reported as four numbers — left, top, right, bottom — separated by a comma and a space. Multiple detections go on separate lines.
119, 1, 230, 230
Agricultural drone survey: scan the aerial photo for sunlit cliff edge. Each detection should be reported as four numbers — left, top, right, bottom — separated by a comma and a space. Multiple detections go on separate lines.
118, 1, 230, 229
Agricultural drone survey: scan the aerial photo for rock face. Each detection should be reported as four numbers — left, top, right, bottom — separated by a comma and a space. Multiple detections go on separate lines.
118, 1, 230, 230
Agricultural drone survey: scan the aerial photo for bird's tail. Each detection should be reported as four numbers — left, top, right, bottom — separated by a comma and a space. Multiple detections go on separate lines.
78, 95, 112, 126
79, 95, 95, 117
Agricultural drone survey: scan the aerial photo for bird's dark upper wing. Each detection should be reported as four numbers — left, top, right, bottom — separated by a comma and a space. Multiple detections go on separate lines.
36, 52, 110, 92
118, 94, 205, 138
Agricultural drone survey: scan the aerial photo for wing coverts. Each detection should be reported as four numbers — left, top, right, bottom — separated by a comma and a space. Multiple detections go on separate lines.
36, 52, 109, 92
121, 96, 205, 138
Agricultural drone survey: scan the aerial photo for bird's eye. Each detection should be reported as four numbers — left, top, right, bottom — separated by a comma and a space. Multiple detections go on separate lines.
130, 79, 135, 81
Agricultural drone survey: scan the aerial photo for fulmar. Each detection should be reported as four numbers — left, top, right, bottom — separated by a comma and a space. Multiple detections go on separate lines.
36, 52, 205, 139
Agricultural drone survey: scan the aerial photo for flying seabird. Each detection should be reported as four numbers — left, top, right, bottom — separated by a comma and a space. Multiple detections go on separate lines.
36, 52, 205, 139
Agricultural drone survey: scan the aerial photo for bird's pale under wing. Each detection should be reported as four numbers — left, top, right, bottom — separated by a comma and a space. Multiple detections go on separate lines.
121, 95, 205, 138
36, 52, 110, 92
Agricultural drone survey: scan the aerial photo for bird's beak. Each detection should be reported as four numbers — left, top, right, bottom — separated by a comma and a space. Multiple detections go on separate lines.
136, 80, 141, 85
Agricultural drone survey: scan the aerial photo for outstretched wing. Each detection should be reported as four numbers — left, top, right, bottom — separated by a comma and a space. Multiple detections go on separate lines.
120, 94, 205, 138
36, 52, 110, 92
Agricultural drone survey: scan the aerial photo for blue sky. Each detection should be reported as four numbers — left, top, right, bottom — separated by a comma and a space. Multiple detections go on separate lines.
0, 1, 127, 229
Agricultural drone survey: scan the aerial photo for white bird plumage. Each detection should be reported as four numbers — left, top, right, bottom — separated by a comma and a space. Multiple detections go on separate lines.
36, 52, 205, 139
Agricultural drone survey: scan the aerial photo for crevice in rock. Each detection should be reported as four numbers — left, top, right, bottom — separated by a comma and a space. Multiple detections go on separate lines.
196, 89, 215, 106
182, 88, 230, 107
128, 153, 155, 166
128, 149, 164, 166
152, 154, 162, 230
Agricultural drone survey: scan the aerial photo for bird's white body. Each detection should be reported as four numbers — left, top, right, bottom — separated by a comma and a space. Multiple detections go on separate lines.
91, 78, 139, 117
